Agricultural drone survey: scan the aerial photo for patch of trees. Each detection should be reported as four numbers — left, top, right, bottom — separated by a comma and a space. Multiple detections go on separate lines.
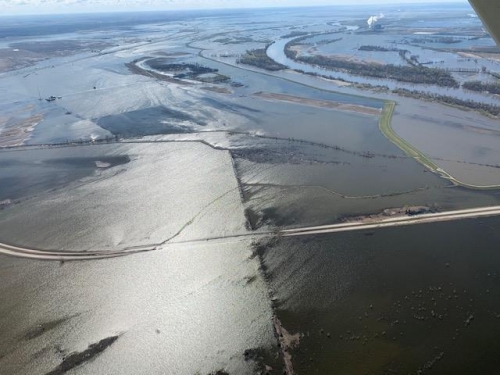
284, 32, 342, 56
284, 34, 324, 57
195, 74, 230, 84
358, 47, 419, 66
145, 61, 230, 82
463, 81, 500, 95
284, 33, 458, 86
281, 31, 309, 39
393, 88, 500, 117
398, 50, 420, 66
287, 51, 458, 87
213, 36, 255, 45
359, 45, 399, 52
284, 37, 312, 60
316, 38, 343, 46
411, 37, 462, 44
147, 61, 218, 75
126, 60, 191, 85
285, 44, 298, 60
292, 69, 389, 91
237, 48, 287, 71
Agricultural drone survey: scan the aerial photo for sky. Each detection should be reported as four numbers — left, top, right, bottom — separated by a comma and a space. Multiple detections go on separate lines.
0, 0, 468, 15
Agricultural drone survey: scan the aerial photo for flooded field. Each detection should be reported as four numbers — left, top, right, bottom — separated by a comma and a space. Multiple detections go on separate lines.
0, 239, 279, 375
1, 3, 500, 374
0, 146, 129, 201
391, 98, 500, 187
258, 217, 500, 374
0, 142, 246, 250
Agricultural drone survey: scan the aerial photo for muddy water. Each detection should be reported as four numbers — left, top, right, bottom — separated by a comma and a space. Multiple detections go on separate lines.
259, 216, 500, 374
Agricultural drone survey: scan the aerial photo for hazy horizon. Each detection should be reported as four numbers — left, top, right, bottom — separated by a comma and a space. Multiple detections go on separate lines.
1, 0, 470, 16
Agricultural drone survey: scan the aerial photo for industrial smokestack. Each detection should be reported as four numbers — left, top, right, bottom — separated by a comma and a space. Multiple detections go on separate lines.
367, 13, 385, 29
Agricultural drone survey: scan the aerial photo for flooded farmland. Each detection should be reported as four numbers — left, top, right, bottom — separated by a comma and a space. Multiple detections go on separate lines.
1, 3, 500, 375
258, 217, 500, 374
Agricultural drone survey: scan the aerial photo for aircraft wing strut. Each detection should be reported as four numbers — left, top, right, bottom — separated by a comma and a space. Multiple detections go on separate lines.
469, 0, 500, 44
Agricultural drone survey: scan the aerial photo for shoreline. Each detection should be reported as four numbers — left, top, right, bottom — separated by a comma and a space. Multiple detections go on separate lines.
254, 92, 381, 116
0, 112, 43, 147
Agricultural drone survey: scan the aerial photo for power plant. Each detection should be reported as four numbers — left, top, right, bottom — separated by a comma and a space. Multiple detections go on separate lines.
367, 13, 384, 30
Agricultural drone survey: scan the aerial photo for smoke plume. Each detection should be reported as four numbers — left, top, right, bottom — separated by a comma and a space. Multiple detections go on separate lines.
367, 13, 385, 29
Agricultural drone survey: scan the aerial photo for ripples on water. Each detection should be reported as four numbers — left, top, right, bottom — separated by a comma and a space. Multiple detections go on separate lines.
260, 217, 500, 374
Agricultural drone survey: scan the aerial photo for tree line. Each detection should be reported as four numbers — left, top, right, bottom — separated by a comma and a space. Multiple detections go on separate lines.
393, 88, 500, 117
285, 39, 458, 87
463, 81, 500, 95
237, 48, 287, 71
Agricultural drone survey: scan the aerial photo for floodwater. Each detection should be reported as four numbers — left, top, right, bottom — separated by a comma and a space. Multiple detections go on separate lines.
259, 216, 500, 374
0, 142, 246, 250
0, 146, 129, 201
2, 5, 500, 375
233, 136, 445, 198
311, 33, 498, 74
96, 106, 205, 137
391, 99, 500, 187
267, 38, 500, 105
236, 159, 500, 229
0, 239, 278, 375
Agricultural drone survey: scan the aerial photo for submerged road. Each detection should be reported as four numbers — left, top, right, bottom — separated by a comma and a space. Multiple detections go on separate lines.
2, 205, 500, 261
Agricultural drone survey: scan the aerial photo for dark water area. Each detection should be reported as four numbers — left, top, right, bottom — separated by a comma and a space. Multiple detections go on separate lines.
230, 134, 453, 228
96, 106, 204, 137
239, 175, 500, 230
0, 147, 129, 201
202, 97, 262, 115
259, 217, 500, 374
234, 146, 447, 198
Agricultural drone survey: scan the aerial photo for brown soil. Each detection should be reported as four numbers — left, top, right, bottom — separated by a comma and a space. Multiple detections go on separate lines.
0, 108, 43, 147
201, 86, 232, 94
253, 92, 381, 116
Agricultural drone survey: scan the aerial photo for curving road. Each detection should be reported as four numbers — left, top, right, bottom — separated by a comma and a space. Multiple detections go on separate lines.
2, 205, 500, 261
0, 242, 155, 261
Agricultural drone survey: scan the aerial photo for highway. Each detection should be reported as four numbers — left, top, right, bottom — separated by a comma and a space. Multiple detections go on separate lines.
0, 242, 153, 261
2, 205, 500, 261
281, 205, 500, 237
